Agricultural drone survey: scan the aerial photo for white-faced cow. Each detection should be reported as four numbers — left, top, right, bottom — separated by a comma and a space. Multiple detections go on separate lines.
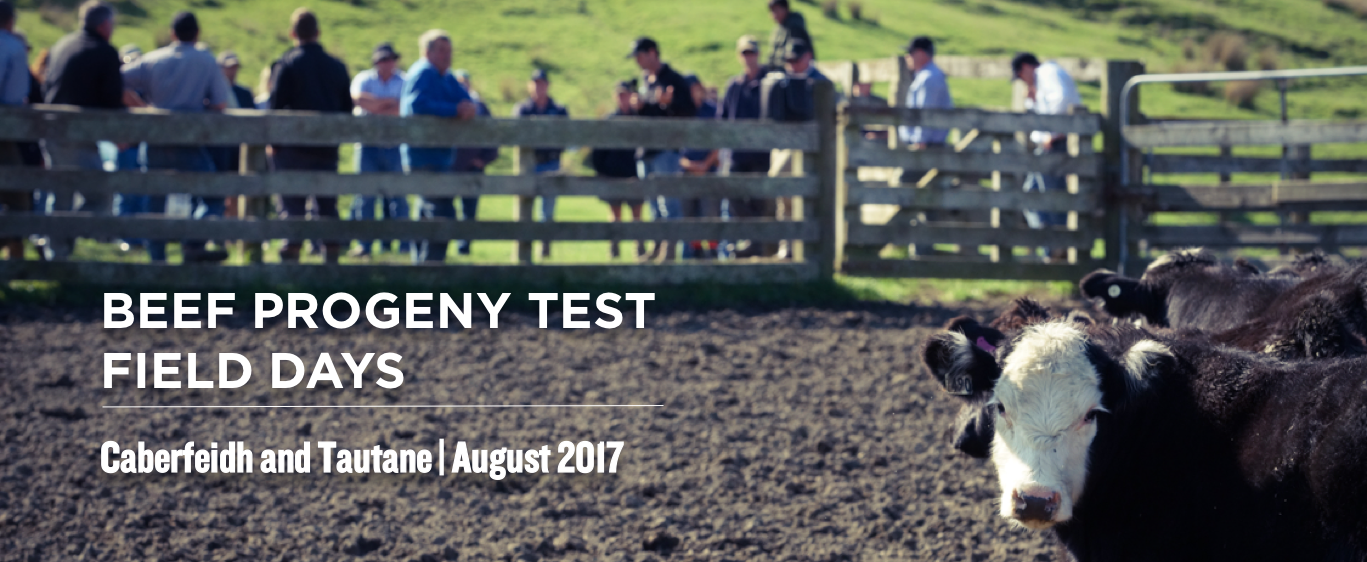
923, 301, 1367, 561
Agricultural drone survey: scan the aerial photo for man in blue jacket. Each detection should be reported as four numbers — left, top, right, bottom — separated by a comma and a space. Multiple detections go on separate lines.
401, 29, 476, 264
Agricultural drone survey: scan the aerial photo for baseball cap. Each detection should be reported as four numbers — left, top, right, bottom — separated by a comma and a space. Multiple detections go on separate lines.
783, 40, 811, 61
216, 50, 241, 68
906, 36, 934, 56
615, 78, 637, 92
627, 36, 659, 58
736, 35, 759, 54
371, 42, 400, 65
530, 69, 549, 82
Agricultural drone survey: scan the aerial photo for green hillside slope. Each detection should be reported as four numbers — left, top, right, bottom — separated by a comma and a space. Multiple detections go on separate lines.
13, 0, 1367, 121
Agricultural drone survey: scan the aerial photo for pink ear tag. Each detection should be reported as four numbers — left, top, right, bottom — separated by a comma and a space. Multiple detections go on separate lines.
976, 337, 997, 354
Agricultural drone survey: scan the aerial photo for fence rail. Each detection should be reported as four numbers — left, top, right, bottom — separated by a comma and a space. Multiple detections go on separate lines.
0, 105, 819, 151
5, 60, 1367, 288
1116, 66, 1367, 273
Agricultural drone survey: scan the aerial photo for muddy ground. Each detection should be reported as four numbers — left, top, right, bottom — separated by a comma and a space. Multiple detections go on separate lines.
0, 301, 1064, 562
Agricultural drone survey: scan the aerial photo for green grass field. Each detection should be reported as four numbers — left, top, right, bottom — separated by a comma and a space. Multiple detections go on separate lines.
8, 0, 1367, 305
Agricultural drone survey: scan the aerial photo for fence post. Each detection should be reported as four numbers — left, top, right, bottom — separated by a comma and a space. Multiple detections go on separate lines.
240, 145, 270, 264
1102, 60, 1145, 275
812, 80, 841, 280
513, 146, 536, 264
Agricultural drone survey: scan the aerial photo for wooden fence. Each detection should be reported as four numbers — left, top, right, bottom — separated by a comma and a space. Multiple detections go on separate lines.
1118, 112, 1367, 274
4, 58, 1367, 288
0, 81, 839, 288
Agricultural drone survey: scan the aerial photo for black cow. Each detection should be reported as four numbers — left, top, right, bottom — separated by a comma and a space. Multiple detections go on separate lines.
1078, 248, 1307, 332
923, 302, 1367, 561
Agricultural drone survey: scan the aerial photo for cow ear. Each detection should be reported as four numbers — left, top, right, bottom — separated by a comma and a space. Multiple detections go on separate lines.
943, 315, 1006, 346
987, 297, 1052, 332
1079, 270, 1143, 313
923, 330, 1001, 397
1119, 339, 1172, 393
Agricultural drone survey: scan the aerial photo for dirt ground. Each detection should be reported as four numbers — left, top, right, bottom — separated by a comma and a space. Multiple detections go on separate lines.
0, 301, 1061, 562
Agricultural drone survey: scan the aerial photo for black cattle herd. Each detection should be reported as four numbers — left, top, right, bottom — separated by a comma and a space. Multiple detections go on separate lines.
919, 248, 1367, 562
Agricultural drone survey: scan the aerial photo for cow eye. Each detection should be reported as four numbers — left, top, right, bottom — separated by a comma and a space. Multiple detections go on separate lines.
1083, 409, 1101, 423
995, 403, 1006, 416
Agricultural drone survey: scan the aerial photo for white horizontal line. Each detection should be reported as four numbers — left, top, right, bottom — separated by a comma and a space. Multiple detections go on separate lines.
102, 404, 663, 409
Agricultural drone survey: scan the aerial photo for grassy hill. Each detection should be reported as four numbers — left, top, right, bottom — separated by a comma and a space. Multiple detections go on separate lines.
13, 0, 1367, 121
8, 0, 1366, 302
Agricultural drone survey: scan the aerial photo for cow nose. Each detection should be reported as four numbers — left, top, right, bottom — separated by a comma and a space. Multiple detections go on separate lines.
1011, 489, 1061, 523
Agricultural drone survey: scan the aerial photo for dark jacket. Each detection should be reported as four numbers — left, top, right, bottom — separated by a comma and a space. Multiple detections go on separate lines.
638, 63, 696, 160
591, 109, 640, 179
270, 42, 352, 166
229, 83, 254, 110
768, 11, 815, 71
453, 98, 500, 173
637, 63, 696, 119
511, 95, 569, 164
44, 29, 123, 109
270, 43, 351, 113
721, 71, 770, 172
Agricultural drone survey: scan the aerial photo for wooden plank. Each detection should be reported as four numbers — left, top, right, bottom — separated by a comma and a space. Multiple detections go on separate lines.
847, 141, 1100, 177
0, 168, 819, 198
0, 105, 819, 151
846, 223, 1097, 247
1124, 120, 1367, 148
1148, 154, 1367, 174
846, 185, 1095, 211
847, 107, 1101, 135
842, 258, 1103, 281
1126, 181, 1367, 210
1137, 224, 1367, 247
0, 215, 821, 242
813, 80, 841, 278
818, 56, 1107, 83
0, 261, 821, 288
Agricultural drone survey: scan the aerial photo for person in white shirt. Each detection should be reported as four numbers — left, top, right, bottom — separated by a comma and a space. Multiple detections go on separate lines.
899, 36, 953, 148
1012, 52, 1080, 261
347, 42, 408, 258
900, 36, 954, 257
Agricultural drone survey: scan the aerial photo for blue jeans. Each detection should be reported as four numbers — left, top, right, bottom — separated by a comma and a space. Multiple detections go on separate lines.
405, 150, 459, 263
350, 145, 410, 254
638, 151, 683, 220
145, 146, 218, 261
639, 151, 684, 257
534, 160, 560, 222
1022, 146, 1068, 257
114, 144, 148, 248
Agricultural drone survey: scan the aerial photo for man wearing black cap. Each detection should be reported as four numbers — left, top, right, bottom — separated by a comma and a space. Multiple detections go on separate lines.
1011, 51, 1081, 262
762, 39, 827, 259
120, 10, 232, 263
767, 0, 815, 72
512, 69, 570, 258
269, 8, 353, 263
346, 42, 408, 259
628, 36, 695, 262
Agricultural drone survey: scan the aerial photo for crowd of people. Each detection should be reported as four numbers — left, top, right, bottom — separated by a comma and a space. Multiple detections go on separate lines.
0, 0, 1080, 265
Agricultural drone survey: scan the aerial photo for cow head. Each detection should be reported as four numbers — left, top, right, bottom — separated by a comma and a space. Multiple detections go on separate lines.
925, 312, 1173, 529
1078, 269, 1159, 325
